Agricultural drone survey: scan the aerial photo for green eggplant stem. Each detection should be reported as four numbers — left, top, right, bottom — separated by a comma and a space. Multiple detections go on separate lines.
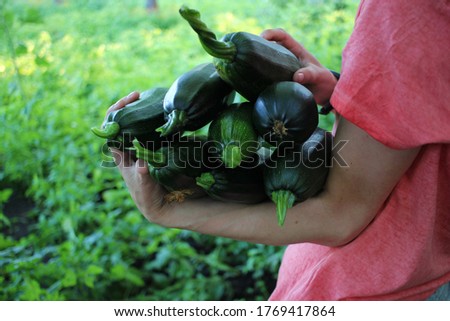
196, 172, 216, 191
132, 139, 166, 167
223, 144, 242, 169
271, 190, 296, 227
91, 122, 120, 139
156, 109, 187, 137
179, 5, 236, 61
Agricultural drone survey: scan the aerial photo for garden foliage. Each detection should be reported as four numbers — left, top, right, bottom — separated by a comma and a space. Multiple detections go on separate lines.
0, 0, 357, 300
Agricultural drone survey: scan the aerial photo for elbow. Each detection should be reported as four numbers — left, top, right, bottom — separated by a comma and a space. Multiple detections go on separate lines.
321, 226, 365, 248
317, 232, 355, 248
325, 227, 363, 247
320, 203, 378, 247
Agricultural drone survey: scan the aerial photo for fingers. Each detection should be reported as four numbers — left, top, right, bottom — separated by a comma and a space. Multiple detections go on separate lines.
110, 147, 134, 169
260, 28, 306, 60
135, 158, 150, 177
104, 91, 140, 123
111, 147, 150, 180
292, 65, 338, 106
107, 91, 140, 114
260, 28, 288, 42
293, 66, 318, 85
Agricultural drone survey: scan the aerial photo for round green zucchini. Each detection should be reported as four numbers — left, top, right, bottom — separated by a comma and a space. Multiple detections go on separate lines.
253, 81, 318, 147
263, 128, 332, 226
208, 102, 259, 169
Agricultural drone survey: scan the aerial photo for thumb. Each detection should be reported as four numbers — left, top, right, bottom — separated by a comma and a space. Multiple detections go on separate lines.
135, 158, 150, 177
293, 66, 317, 85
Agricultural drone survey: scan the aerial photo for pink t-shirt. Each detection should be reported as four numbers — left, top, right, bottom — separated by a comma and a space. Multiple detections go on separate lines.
270, 0, 450, 300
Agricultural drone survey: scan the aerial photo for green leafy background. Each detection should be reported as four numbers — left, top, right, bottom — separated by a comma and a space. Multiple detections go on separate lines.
0, 0, 357, 300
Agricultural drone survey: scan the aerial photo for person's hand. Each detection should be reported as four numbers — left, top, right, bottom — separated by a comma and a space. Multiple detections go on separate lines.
261, 28, 338, 106
106, 92, 169, 225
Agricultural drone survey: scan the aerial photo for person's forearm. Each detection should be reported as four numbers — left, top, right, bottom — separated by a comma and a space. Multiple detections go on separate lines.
158, 189, 355, 247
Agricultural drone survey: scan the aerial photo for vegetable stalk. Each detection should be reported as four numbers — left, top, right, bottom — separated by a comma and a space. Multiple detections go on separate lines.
223, 144, 242, 169
156, 109, 187, 137
132, 139, 166, 167
179, 5, 236, 61
91, 122, 120, 139
271, 190, 296, 226
196, 172, 215, 190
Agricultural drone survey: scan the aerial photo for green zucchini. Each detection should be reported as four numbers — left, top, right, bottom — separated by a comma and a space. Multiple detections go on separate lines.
179, 6, 302, 101
253, 81, 318, 146
208, 102, 259, 169
133, 136, 210, 202
196, 166, 267, 204
157, 63, 233, 137
263, 128, 332, 226
91, 87, 168, 149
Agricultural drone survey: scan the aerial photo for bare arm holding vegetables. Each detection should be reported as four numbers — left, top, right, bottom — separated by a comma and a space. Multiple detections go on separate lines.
109, 100, 418, 247
108, 29, 419, 247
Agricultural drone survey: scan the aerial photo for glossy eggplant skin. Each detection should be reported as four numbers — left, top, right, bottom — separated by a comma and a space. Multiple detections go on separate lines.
196, 166, 267, 204
92, 87, 169, 150
214, 32, 302, 101
207, 102, 260, 169
253, 81, 318, 147
263, 128, 332, 225
158, 63, 234, 137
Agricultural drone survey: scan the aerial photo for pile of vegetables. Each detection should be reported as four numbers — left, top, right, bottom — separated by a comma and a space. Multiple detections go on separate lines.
92, 6, 332, 226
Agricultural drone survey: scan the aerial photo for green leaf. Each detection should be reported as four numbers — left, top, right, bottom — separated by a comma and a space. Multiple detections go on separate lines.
0, 234, 15, 250
0, 213, 11, 229
35, 55, 50, 67
84, 275, 95, 288
125, 269, 145, 287
0, 188, 13, 203
61, 270, 77, 287
21, 7, 43, 24
111, 264, 126, 280
86, 265, 103, 275
15, 42, 28, 56
150, 248, 171, 269
1, 10, 14, 28
20, 279, 42, 300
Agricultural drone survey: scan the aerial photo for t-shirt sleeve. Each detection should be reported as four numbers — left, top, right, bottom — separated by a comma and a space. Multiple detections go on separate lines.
330, 0, 450, 149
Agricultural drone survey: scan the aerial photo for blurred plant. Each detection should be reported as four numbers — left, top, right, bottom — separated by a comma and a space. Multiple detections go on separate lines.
0, 0, 357, 300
